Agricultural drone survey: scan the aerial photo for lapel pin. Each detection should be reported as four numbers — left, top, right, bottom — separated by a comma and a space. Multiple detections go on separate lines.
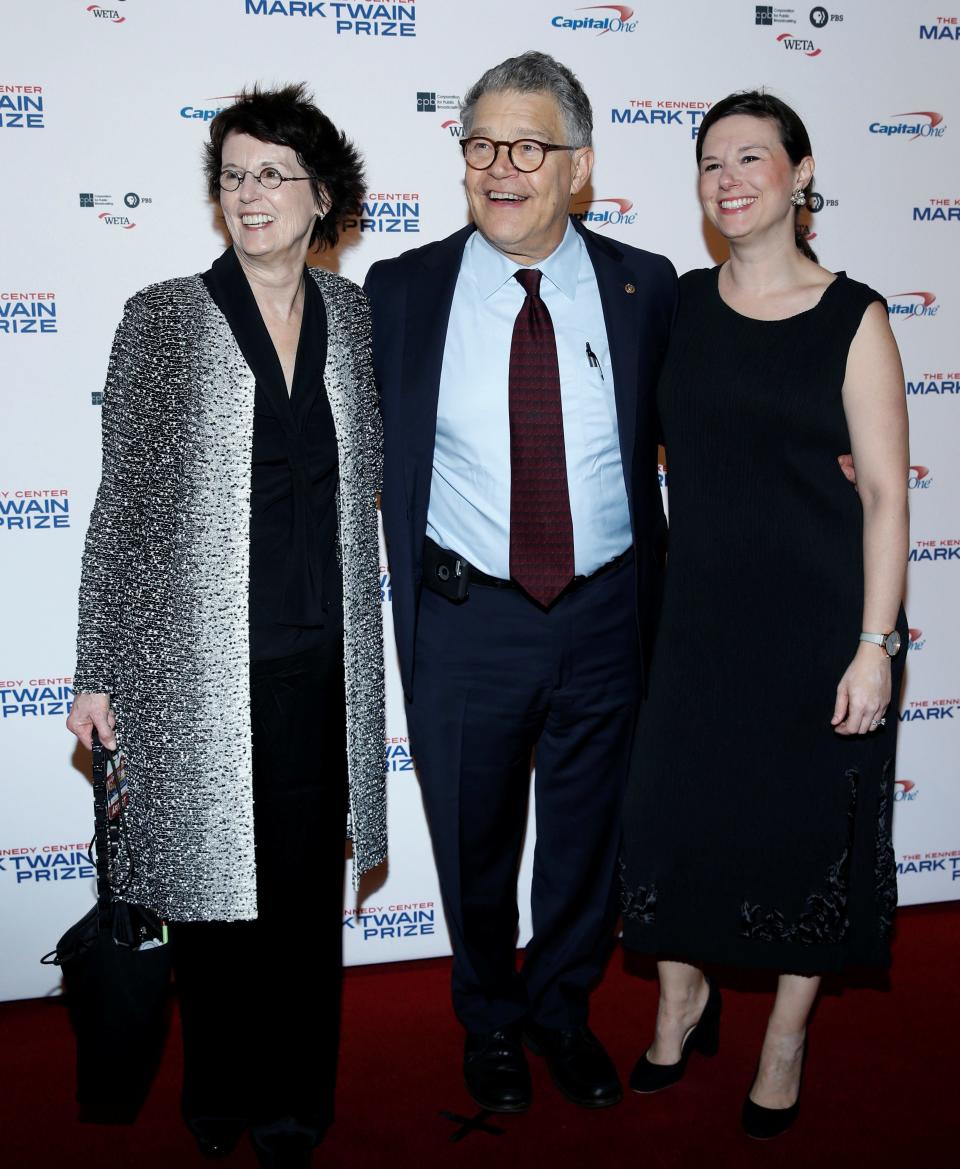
624, 282, 636, 294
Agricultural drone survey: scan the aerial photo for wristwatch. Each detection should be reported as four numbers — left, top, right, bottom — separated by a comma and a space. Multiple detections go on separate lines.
859, 630, 902, 658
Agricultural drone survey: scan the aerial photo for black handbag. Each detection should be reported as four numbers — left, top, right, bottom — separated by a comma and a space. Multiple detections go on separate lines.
42, 730, 172, 1123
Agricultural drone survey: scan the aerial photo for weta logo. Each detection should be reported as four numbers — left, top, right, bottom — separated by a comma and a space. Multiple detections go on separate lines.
86, 4, 126, 22
776, 31, 822, 55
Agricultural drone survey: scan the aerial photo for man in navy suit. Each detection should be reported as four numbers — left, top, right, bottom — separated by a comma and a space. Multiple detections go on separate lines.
364, 51, 676, 1113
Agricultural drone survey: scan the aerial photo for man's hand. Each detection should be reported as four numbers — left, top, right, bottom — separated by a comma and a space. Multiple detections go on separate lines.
66, 692, 116, 751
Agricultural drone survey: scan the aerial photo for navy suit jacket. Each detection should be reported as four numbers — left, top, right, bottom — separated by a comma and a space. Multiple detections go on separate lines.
364, 217, 677, 701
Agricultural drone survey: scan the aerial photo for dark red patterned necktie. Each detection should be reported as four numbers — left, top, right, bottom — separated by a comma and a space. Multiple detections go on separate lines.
508, 268, 574, 607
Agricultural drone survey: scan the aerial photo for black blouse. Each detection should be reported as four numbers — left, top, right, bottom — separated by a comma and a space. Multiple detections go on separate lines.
202, 247, 342, 662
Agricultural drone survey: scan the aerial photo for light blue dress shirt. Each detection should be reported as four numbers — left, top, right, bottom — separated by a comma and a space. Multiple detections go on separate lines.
427, 220, 631, 579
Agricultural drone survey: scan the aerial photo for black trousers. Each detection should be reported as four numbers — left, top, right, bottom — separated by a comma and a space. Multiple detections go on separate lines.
173, 641, 348, 1140
405, 555, 641, 1033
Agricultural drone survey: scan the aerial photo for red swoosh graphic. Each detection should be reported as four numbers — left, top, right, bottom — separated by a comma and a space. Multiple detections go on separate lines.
578, 4, 634, 17
573, 197, 634, 213
909, 466, 930, 479
890, 291, 937, 307
893, 111, 944, 127
908, 628, 923, 642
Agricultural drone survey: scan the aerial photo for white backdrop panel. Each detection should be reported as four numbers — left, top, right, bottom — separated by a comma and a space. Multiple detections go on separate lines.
1, 0, 957, 1001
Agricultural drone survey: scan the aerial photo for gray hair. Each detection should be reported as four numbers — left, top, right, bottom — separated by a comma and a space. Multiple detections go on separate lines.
460, 50, 593, 148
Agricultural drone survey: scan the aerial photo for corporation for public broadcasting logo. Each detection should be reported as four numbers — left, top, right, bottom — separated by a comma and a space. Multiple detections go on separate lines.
0, 84, 45, 128
0, 292, 57, 335
869, 111, 946, 140
416, 91, 459, 113
550, 5, 637, 35
754, 6, 795, 25
887, 291, 939, 321
571, 198, 637, 228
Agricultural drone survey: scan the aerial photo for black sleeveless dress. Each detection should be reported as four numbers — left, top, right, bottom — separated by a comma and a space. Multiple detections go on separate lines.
619, 266, 907, 974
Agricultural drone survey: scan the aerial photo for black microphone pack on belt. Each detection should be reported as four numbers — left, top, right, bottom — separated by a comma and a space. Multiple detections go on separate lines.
422, 537, 473, 601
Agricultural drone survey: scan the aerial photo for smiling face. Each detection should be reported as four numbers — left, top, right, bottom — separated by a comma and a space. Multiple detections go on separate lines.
219, 131, 327, 268
698, 114, 813, 246
463, 89, 593, 265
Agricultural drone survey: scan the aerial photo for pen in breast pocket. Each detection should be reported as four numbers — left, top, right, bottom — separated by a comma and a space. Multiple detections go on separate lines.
585, 341, 604, 380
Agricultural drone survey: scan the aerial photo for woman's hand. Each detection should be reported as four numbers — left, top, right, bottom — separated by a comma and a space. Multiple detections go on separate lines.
831, 645, 892, 736
66, 692, 116, 751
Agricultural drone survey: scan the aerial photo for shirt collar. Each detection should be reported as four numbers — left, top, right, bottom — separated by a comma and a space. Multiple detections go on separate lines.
467, 219, 581, 301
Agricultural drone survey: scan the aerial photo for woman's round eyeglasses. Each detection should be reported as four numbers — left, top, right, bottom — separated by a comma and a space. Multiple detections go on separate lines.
218, 167, 315, 192
460, 137, 577, 174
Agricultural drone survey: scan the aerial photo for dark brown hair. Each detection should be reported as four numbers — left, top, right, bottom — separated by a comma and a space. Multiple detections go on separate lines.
204, 83, 365, 251
696, 90, 817, 262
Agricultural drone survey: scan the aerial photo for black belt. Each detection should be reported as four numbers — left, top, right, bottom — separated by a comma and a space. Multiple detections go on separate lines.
422, 536, 632, 603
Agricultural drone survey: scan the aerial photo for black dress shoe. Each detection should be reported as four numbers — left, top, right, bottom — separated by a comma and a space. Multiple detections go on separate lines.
523, 1024, 622, 1108
463, 1027, 532, 1113
629, 976, 721, 1093
189, 1117, 246, 1159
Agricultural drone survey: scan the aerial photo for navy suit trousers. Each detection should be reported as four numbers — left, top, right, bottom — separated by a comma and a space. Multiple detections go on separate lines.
405, 554, 641, 1032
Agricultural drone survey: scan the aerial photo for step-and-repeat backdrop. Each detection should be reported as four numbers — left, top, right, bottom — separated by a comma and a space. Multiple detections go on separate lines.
2, 1, 957, 1001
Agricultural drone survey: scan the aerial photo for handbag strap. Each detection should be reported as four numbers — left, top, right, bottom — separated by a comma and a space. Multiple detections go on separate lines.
91, 729, 115, 914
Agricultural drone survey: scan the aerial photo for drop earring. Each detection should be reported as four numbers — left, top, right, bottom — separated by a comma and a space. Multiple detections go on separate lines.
791, 187, 806, 207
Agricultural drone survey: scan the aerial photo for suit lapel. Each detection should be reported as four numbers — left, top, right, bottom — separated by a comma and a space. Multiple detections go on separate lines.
401, 224, 475, 509
576, 220, 642, 497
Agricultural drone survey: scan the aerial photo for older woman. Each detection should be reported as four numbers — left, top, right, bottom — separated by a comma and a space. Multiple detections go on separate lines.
66, 84, 384, 1168
619, 91, 909, 1138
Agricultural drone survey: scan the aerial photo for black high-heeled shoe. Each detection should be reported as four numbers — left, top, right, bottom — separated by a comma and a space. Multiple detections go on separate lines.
629, 976, 721, 1093
741, 1041, 805, 1139
741, 1094, 800, 1140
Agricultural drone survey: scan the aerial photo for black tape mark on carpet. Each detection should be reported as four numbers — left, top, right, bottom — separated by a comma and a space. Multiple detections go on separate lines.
439, 1109, 507, 1142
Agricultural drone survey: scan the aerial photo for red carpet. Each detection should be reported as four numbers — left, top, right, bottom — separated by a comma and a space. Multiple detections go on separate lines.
3, 902, 957, 1167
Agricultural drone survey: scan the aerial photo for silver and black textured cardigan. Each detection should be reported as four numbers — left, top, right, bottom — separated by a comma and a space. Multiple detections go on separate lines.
74, 267, 386, 921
